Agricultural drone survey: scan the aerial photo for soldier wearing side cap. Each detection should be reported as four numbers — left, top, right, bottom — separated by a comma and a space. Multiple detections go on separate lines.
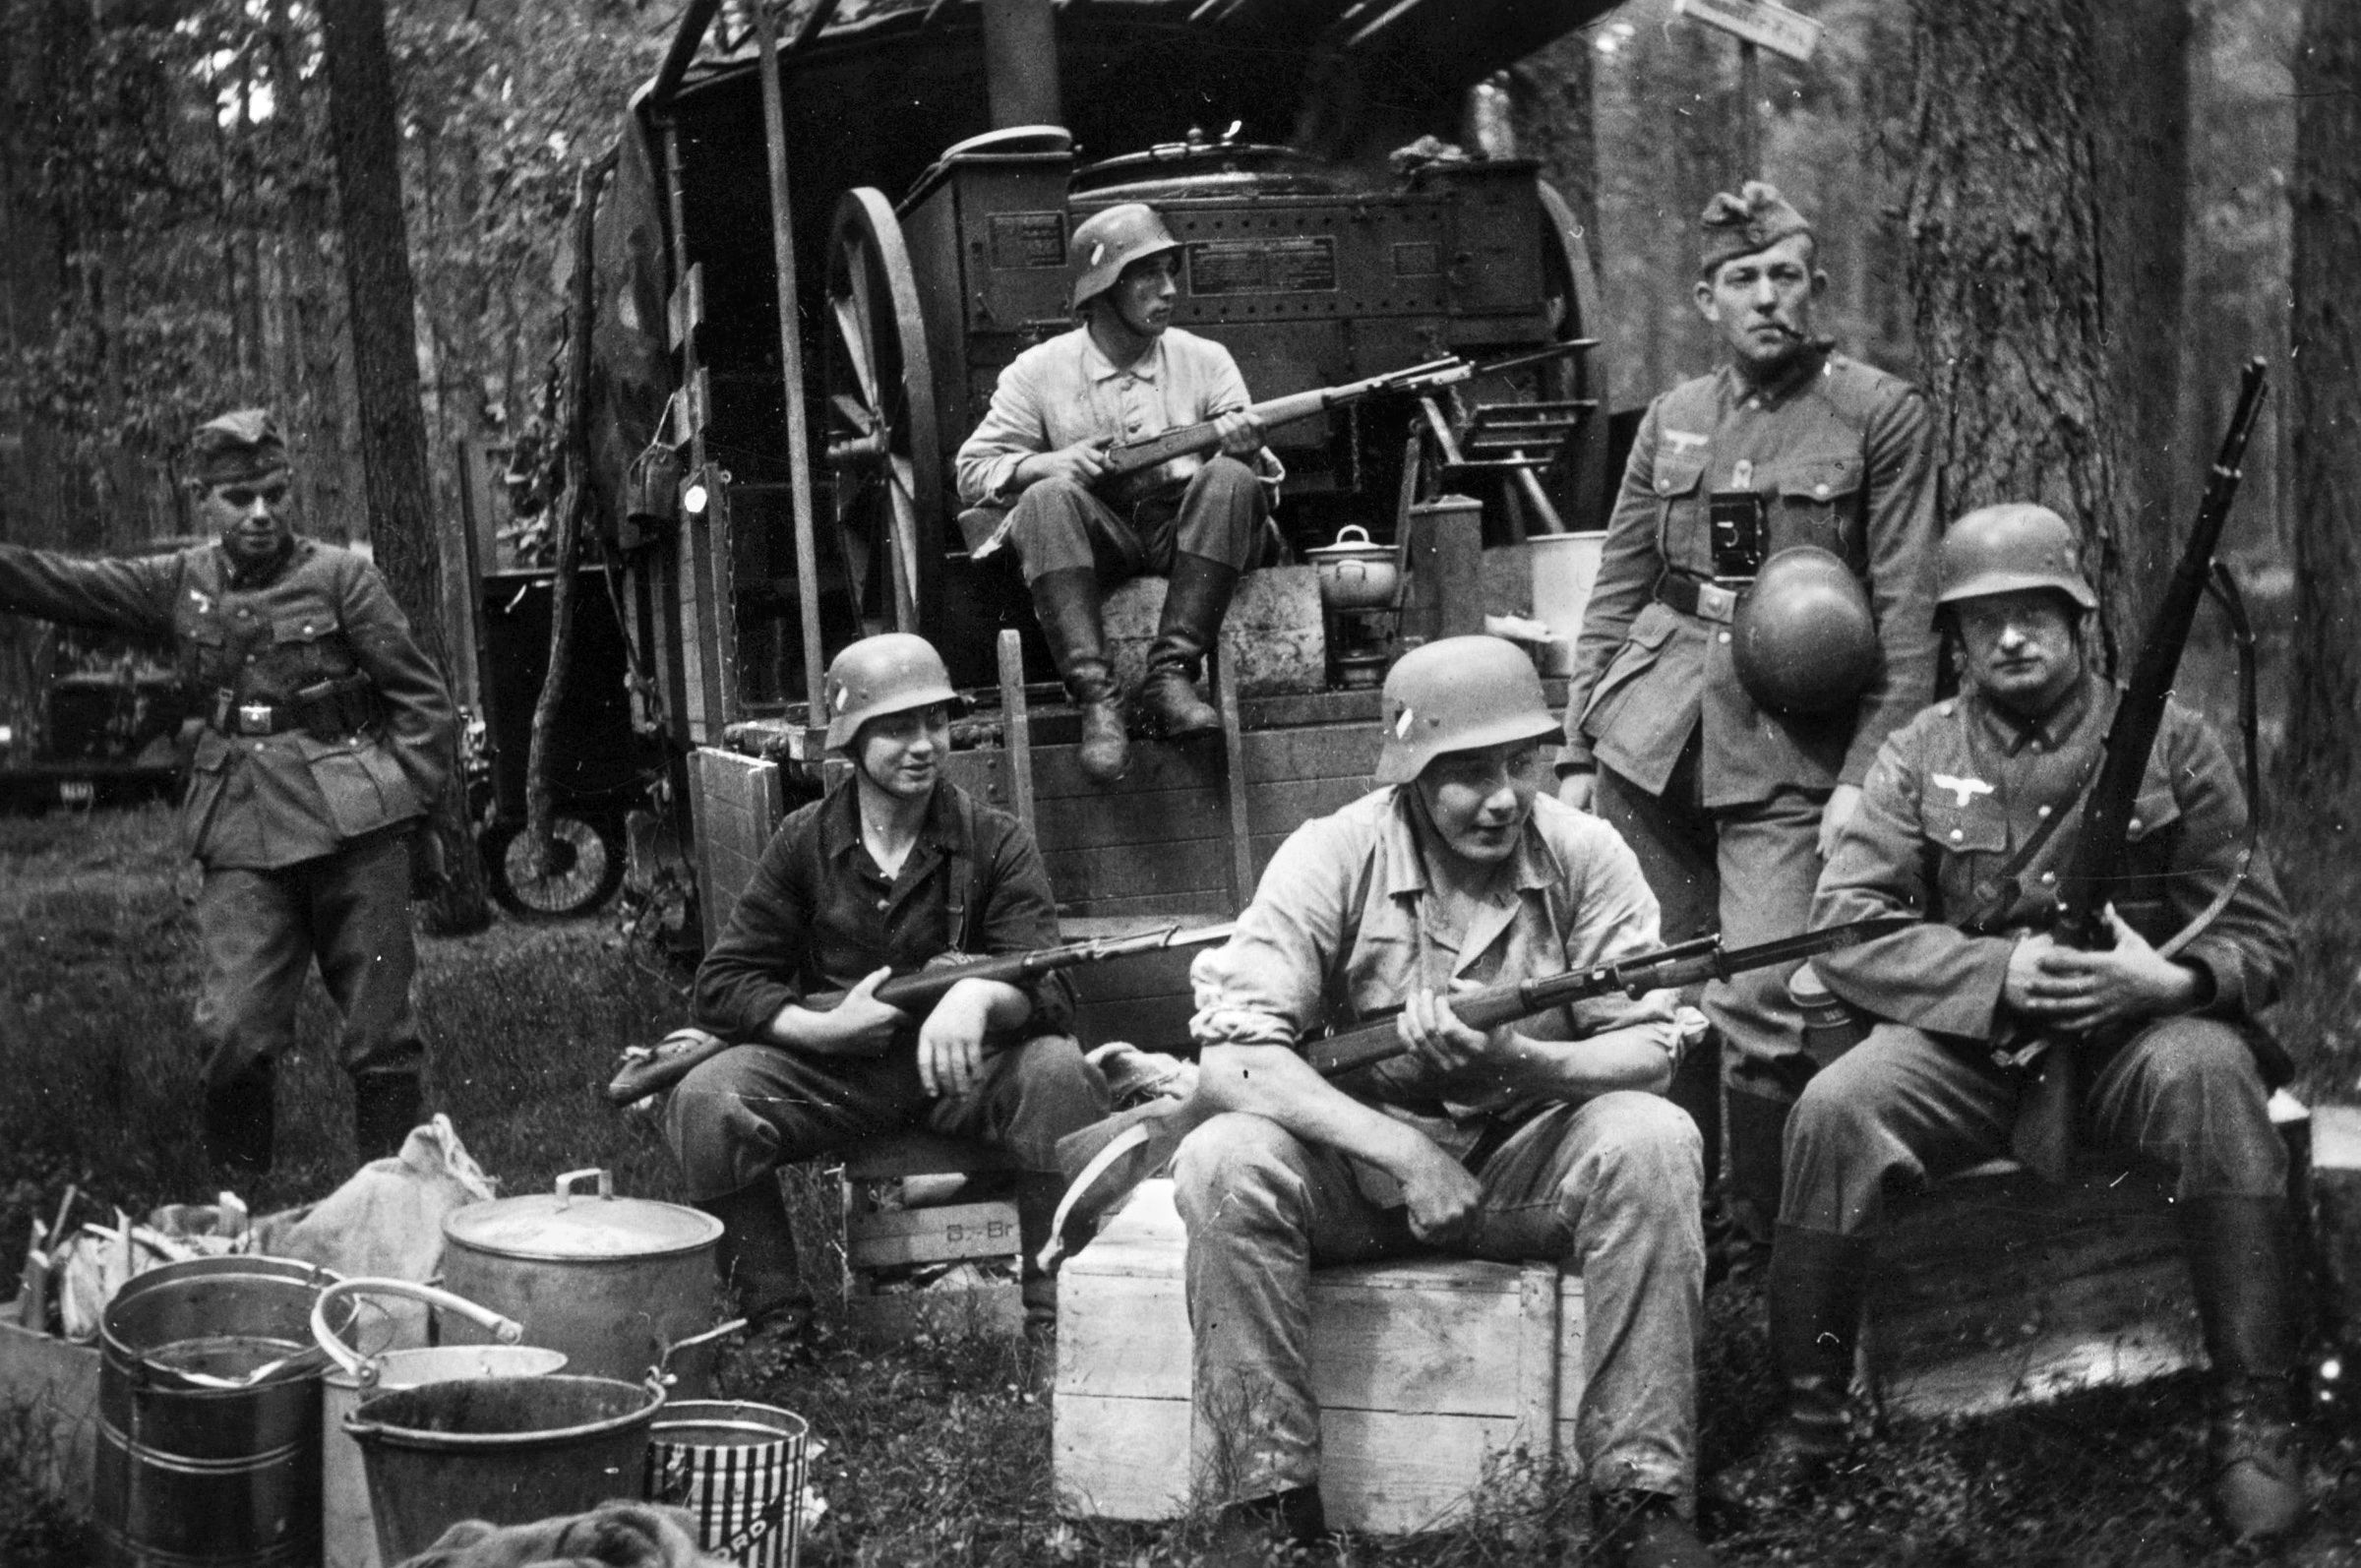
1555, 183, 1943, 1250
1713, 505, 2304, 1543
0, 410, 454, 1171
956, 203, 1278, 787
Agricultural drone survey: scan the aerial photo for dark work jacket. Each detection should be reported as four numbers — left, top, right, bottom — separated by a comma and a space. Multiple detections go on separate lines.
1811, 675, 2296, 1078
1560, 346, 1942, 808
0, 537, 453, 869
693, 776, 1075, 1049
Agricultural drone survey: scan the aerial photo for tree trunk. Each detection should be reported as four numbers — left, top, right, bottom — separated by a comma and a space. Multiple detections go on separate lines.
2281, 0, 2361, 801
1902, 0, 2124, 659
319, 0, 490, 934
2091, 0, 2192, 632
1507, 34, 1601, 283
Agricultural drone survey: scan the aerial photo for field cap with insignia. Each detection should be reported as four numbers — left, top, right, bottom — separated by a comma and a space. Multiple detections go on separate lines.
1699, 181, 1812, 276
190, 408, 289, 488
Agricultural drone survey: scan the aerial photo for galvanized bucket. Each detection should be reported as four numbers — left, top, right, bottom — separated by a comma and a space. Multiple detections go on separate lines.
343, 1372, 666, 1564
313, 1278, 564, 1568
647, 1401, 811, 1568
95, 1254, 348, 1568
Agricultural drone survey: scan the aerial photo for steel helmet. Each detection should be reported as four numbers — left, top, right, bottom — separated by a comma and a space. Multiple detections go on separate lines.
1373, 636, 1558, 785
822, 633, 959, 750
1068, 204, 1181, 313
1731, 547, 1881, 716
1937, 503, 2098, 611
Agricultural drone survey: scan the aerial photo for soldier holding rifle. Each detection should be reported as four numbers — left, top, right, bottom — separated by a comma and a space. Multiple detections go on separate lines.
1176, 636, 1717, 1568
955, 203, 1274, 786
1556, 183, 1941, 1248
662, 633, 1109, 1343
1717, 505, 2305, 1542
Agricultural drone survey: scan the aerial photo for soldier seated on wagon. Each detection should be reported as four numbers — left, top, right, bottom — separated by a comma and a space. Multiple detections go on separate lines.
954, 203, 1276, 788
660, 633, 1110, 1344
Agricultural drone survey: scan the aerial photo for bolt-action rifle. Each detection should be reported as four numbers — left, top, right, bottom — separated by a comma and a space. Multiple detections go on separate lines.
602, 921, 1236, 1107
1041, 916, 1914, 1266
2006, 357, 2270, 1176
957, 340, 1590, 555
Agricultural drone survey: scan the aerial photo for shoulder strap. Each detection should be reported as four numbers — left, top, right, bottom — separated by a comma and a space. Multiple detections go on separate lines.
943, 787, 985, 952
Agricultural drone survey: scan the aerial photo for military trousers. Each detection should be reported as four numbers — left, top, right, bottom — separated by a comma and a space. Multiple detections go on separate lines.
192, 824, 425, 1089
1171, 1093, 1706, 1507
1783, 1016, 2289, 1238
1005, 454, 1264, 584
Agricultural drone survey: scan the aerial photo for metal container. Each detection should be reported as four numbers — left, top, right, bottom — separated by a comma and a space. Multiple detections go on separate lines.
344, 1373, 666, 1564
648, 1400, 812, 1568
1789, 960, 1871, 1063
95, 1255, 347, 1568
1529, 528, 1607, 673
1305, 523, 1400, 612
438, 1168, 723, 1382
314, 1279, 565, 1568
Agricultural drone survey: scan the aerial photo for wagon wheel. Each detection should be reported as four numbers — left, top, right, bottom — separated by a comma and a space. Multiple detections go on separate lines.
822, 188, 942, 638
1536, 179, 1613, 532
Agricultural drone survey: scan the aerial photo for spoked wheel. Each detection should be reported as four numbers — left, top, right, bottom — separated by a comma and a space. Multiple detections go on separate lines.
1536, 179, 1613, 531
822, 187, 942, 638
483, 814, 624, 920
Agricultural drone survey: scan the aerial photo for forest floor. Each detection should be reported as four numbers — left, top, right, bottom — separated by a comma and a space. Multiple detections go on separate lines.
1, 779, 2357, 1567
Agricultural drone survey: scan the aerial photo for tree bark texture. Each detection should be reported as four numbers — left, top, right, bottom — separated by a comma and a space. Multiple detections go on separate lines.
2281, 0, 2361, 800
319, 0, 489, 933
1903, 0, 2126, 659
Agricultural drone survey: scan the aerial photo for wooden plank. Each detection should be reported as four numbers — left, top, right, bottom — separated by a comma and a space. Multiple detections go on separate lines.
1316, 1408, 1537, 1535
0, 1318, 99, 1514
1043, 836, 1231, 903
1059, 890, 1236, 924
1024, 736, 1230, 802
1515, 1262, 1558, 1454
996, 629, 1036, 843
1215, 639, 1253, 909
1034, 776, 1376, 854
1238, 726, 1381, 785
845, 1200, 1021, 1270
1067, 947, 1204, 1005
1053, 1393, 1192, 1520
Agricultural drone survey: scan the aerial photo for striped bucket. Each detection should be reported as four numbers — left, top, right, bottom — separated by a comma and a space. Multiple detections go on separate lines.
646, 1401, 809, 1568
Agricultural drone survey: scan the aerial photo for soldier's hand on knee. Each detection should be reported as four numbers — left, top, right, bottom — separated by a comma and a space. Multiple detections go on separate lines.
1555, 770, 1596, 814
917, 985, 992, 1098
1399, 987, 1495, 1077
1400, 1145, 1483, 1245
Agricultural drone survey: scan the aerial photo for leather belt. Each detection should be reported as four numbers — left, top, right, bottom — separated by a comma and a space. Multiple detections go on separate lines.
208, 674, 377, 738
1653, 572, 1753, 625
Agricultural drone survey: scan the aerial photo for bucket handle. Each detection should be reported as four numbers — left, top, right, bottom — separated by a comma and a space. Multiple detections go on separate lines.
312, 1277, 523, 1379
553, 1168, 614, 1208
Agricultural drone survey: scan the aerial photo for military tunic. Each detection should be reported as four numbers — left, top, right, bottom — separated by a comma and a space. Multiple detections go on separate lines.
1557, 345, 1942, 1155
0, 535, 453, 1087
1784, 674, 2295, 1236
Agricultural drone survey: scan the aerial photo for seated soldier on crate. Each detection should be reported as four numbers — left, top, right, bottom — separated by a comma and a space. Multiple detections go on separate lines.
661, 633, 1109, 1350
1713, 506, 2306, 1543
953, 202, 1275, 787
1175, 636, 1715, 1568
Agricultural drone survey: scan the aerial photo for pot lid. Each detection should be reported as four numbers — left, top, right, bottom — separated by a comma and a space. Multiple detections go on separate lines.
443, 1170, 722, 1262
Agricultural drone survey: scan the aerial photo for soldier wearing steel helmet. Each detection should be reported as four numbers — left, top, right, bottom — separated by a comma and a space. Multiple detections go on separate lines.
955, 202, 1276, 785
1556, 182, 1943, 1254
1179, 636, 1715, 1568
1714, 505, 2303, 1543
0, 408, 454, 1173
663, 633, 1109, 1344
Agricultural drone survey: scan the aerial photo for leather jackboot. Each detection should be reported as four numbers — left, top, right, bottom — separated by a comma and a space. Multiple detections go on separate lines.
203, 1058, 277, 1179
1137, 554, 1238, 739
695, 1176, 810, 1330
1710, 1223, 1875, 1514
1029, 568, 1128, 783
2182, 1192, 2306, 1541
352, 1073, 423, 1162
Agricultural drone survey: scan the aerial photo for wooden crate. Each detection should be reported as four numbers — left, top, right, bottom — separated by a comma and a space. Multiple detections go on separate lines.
0, 1314, 100, 1513
841, 1134, 1024, 1341
1055, 1180, 1585, 1535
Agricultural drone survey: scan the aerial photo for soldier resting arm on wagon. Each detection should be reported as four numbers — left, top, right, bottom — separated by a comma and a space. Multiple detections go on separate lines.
1714, 505, 2306, 1545
1174, 636, 1716, 1568
954, 202, 1277, 787
0, 409, 454, 1173
662, 633, 1110, 1348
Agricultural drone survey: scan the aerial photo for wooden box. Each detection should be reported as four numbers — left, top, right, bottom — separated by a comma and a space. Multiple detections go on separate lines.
1054, 1180, 1585, 1535
0, 1313, 100, 1513
841, 1133, 1024, 1341
1103, 566, 1324, 698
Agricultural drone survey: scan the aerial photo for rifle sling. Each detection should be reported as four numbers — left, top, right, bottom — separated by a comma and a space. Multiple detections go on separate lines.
2156, 566, 2263, 961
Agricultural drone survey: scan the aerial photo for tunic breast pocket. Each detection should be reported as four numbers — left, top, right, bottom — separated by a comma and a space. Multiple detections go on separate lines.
1918, 797, 2009, 859
1775, 453, 1865, 565
1650, 452, 1711, 575
269, 613, 355, 687
2113, 784, 2188, 929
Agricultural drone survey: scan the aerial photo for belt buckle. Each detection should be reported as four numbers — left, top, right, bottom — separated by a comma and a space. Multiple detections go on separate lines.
237, 702, 275, 737
1697, 581, 1740, 624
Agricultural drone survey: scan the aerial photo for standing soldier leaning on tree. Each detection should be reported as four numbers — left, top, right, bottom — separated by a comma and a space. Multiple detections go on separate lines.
0, 409, 455, 1173
1716, 505, 2305, 1543
1556, 183, 1942, 1255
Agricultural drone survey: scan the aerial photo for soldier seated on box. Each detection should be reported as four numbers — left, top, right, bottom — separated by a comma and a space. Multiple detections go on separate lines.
1713, 506, 2306, 1544
1176, 636, 1714, 1568
954, 202, 1276, 787
662, 633, 1109, 1345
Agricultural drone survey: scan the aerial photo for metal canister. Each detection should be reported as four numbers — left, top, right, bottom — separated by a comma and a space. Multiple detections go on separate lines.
95, 1254, 346, 1568
1789, 959, 1870, 1063
437, 1169, 723, 1382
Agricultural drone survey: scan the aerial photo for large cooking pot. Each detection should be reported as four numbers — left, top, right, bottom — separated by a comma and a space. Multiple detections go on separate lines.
1305, 524, 1400, 612
438, 1168, 723, 1383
